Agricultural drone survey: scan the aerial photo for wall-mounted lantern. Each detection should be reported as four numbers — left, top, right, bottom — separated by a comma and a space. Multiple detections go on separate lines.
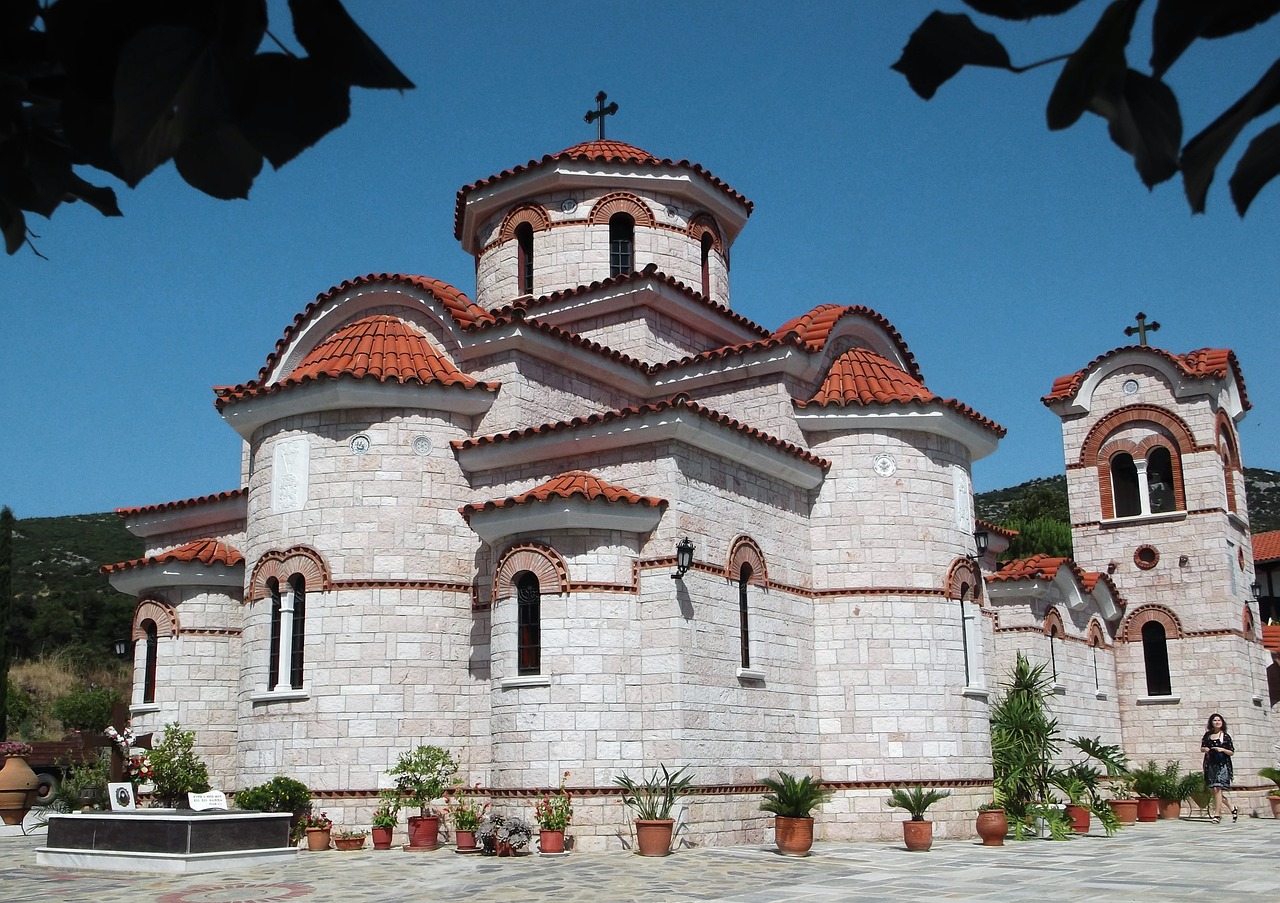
672, 537, 695, 580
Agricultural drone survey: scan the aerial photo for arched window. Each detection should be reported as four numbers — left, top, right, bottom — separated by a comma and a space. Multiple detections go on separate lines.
1111, 452, 1141, 517
267, 577, 282, 690
1141, 620, 1172, 696
289, 574, 306, 690
517, 572, 541, 676
609, 213, 634, 276
1268, 662, 1280, 708
739, 564, 752, 669
1048, 623, 1060, 684
142, 619, 158, 704
516, 222, 534, 295
700, 232, 713, 298
267, 574, 306, 691
1146, 446, 1175, 514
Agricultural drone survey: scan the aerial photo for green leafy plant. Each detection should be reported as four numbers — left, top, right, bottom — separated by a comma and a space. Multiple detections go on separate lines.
444, 784, 488, 831
32, 751, 112, 825
1259, 767, 1280, 798
476, 813, 532, 854
614, 765, 694, 821
372, 789, 401, 829
50, 685, 121, 732
1128, 761, 1164, 799
234, 775, 313, 842
1148, 761, 1203, 803
300, 810, 332, 830
887, 786, 950, 821
388, 745, 458, 817
533, 771, 573, 831
333, 828, 367, 839
149, 722, 211, 808
759, 771, 832, 819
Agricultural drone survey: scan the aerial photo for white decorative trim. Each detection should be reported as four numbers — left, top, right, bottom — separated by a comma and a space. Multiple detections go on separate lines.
129, 703, 161, 716
736, 667, 765, 682
108, 562, 243, 598
249, 688, 310, 705
961, 686, 990, 701
466, 498, 663, 544
1136, 694, 1181, 705
1100, 510, 1187, 529
794, 407, 1000, 461
121, 496, 247, 539
499, 675, 551, 690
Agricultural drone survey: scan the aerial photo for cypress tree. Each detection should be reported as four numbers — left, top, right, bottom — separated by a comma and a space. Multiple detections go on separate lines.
0, 507, 13, 739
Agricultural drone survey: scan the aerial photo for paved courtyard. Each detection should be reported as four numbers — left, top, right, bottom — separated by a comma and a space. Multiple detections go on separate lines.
2, 816, 1276, 902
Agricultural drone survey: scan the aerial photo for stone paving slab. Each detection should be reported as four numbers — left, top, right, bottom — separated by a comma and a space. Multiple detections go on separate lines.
1, 817, 1276, 902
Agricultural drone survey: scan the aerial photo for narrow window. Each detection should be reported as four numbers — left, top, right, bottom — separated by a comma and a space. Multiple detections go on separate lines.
517, 573, 541, 675
1269, 662, 1280, 708
739, 564, 752, 669
1111, 452, 1141, 517
516, 222, 534, 295
1146, 446, 1176, 513
609, 213, 634, 276
958, 583, 972, 686
142, 619, 158, 704
1091, 639, 1100, 692
289, 575, 306, 690
700, 232, 713, 298
1141, 620, 1172, 696
1048, 625, 1060, 683
267, 578, 282, 691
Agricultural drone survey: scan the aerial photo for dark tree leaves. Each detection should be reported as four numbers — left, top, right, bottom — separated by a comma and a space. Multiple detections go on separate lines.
1151, 0, 1280, 78
1182, 58, 1280, 212
288, 0, 413, 91
1045, 0, 1141, 131
892, 12, 1012, 101
1230, 121, 1280, 214
963, 0, 1087, 20
241, 55, 351, 170
1103, 70, 1182, 188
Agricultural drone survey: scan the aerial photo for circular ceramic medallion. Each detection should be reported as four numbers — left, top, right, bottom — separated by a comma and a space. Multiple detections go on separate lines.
1134, 544, 1159, 570
560, 198, 577, 214
351, 434, 371, 455
873, 453, 897, 477
1123, 379, 1139, 395
413, 436, 432, 456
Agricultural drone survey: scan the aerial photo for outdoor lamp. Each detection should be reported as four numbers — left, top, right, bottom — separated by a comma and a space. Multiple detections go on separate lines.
113, 638, 131, 659
672, 537, 695, 579
973, 530, 989, 556
1251, 581, 1262, 601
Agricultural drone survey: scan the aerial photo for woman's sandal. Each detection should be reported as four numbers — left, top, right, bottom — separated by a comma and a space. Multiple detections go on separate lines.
1232, 808, 1239, 822
1210, 815, 1221, 823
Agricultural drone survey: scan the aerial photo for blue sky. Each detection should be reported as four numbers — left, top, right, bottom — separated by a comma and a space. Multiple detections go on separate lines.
4, 1, 1277, 519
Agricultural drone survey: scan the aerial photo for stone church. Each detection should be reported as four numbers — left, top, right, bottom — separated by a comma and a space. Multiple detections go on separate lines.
103, 131, 1274, 845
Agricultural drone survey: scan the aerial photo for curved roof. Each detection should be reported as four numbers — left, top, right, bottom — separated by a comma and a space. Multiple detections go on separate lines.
1043, 346, 1250, 410
460, 470, 666, 521
454, 139, 753, 240
116, 489, 246, 518
1254, 530, 1280, 564
216, 314, 496, 409
102, 537, 244, 575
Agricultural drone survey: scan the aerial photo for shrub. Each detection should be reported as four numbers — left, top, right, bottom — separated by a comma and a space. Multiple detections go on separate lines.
50, 685, 121, 732
150, 722, 211, 807
759, 771, 832, 819
4, 678, 37, 735
235, 775, 313, 842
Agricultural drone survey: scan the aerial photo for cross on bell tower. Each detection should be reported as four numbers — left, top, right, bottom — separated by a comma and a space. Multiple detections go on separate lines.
584, 91, 618, 140
1124, 311, 1161, 346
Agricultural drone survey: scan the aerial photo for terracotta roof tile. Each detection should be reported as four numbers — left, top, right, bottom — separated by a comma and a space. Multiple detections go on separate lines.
460, 470, 667, 521
987, 554, 1124, 607
116, 489, 246, 518
1043, 346, 1250, 410
976, 519, 1018, 539
1253, 530, 1280, 564
454, 140, 753, 240
452, 396, 831, 471
101, 537, 244, 575
216, 315, 496, 408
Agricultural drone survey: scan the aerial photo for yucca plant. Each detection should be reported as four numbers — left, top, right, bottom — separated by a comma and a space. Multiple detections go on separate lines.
887, 786, 950, 821
759, 772, 832, 819
614, 765, 694, 821
1258, 766, 1280, 797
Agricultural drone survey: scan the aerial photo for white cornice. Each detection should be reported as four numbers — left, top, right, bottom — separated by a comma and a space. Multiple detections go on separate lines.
465, 499, 664, 544
455, 321, 652, 393
123, 498, 247, 539
986, 580, 1050, 601
108, 562, 244, 598
793, 407, 1000, 461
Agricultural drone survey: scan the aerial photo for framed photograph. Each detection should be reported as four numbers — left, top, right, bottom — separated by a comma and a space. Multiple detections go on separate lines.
108, 782, 136, 811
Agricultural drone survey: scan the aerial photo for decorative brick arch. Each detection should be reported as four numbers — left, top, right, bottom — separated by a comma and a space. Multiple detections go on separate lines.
1217, 412, 1241, 513
1042, 607, 1065, 637
588, 192, 654, 228
1079, 404, 1198, 467
249, 546, 331, 602
727, 535, 767, 586
493, 542, 569, 603
944, 557, 983, 602
1086, 618, 1107, 647
687, 213, 723, 253
133, 596, 178, 640
498, 204, 551, 242
1090, 408, 1191, 518
1120, 604, 1183, 642
1243, 603, 1256, 636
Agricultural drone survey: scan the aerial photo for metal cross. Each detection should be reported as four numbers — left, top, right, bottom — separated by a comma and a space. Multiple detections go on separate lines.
1124, 312, 1161, 346
584, 91, 618, 140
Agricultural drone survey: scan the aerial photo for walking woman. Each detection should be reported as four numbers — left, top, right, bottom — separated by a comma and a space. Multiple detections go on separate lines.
1201, 713, 1236, 823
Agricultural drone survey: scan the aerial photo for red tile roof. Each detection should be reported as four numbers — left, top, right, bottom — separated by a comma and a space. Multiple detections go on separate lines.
460, 470, 667, 521
1254, 530, 1280, 564
976, 519, 1018, 539
101, 538, 244, 575
454, 140, 753, 240
116, 489, 246, 518
216, 315, 496, 408
453, 396, 831, 471
987, 554, 1123, 606
1043, 346, 1251, 410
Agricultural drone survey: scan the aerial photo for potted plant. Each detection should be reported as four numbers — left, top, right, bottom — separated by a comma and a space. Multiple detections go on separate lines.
533, 771, 573, 854
476, 813, 532, 856
1258, 767, 1280, 819
1128, 761, 1163, 823
370, 790, 400, 850
444, 784, 488, 850
976, 801, 1008, 846
301, 810, 332, 850
1051, 772, 1092, 833
1106, 778, 1139, 825
614, 764, 694, 857
148, 722, 211, 808
0, 741, 38, 826
1153, 761, 1202, 820
234, 775, 314, 844
388, 744, 458, 850
759, 771, 832, 856
887, 786, 950, 852
332, 828, 367, 851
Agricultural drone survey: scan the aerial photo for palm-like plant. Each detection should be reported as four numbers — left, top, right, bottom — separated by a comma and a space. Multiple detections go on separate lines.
886, 786, 950, 821
759, 772, 832, 819
614, 765, 694, 821
1259, 766, 1280, 797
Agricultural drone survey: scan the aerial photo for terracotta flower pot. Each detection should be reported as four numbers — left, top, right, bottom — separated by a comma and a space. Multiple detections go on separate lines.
902, 819, 934, 852
0, 756, 39, 826
975, 808, 1007, 846
1269, 796, 1280, 819
634, 818, 674, 856
455, 829, 477, 850
305, 827, 331, 851
1158, 799, 1182, 820
371, 826, 394, 849
774, 815, 815, 856
334, 835, 365, 851
407, 814, 440, 850
1065, 804, 1091, 833
1108, 799, 1138, 824
539, 828, 565, 853
1136, 797, 1159, 822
